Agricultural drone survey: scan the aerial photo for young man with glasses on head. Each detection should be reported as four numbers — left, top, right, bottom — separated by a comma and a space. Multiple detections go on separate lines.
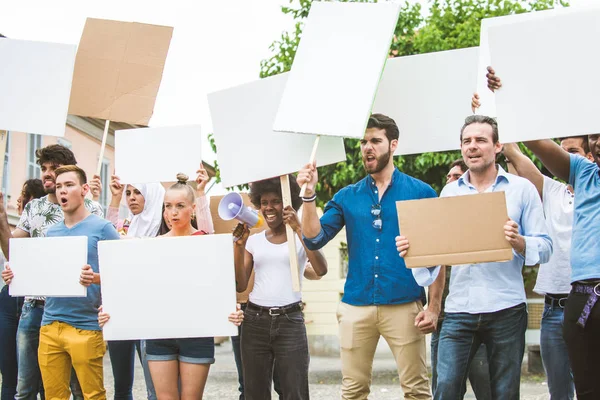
297, 114, 442, 400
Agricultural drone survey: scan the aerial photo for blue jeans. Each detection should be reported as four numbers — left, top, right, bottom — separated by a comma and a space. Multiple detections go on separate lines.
0, 286, 22, 400
435, 303, 527, 400
15, 301, 45, 400
540, 302, 574, 399
108, 340, 156, 400
431, 319, 491, 399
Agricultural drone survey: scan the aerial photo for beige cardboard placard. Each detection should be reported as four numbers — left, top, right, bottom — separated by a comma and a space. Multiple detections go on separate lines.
397, 192, 513, 268
68, 18, 173, 125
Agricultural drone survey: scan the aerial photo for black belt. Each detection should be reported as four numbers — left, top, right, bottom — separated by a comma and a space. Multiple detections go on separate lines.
544, 294, 568, 308
246, 301, 303, 316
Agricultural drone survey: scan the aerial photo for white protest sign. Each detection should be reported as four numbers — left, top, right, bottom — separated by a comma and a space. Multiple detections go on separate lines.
115, 125, 202, 184
9, 237, 87, 297
373, 47, 479, 155
0, 39, 75, 137
99, 234, 237, 340
488, 7, 600, 143
272, 1, 401, 138
208, 73, 346, 188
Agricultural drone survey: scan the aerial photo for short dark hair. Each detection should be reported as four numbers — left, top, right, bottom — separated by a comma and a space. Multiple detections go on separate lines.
54, 165, 87, 184
249, 175, 302, 211
559, 136, 590, 154
367, 113, 399, 143
450, 159, 467, 173
460, 115, 499, 144
36, 144, 77, 167
22, 179, 45, 207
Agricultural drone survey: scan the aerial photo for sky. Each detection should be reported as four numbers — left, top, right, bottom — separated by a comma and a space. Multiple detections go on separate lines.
0, 0, 594, 194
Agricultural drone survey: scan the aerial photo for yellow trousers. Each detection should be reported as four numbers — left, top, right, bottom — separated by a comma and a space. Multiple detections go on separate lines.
38, 321, 106, 400
337, 301, 432, 400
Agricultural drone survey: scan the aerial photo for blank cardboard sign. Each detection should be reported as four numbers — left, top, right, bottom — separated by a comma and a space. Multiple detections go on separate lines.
0, 39, 75, 137
69, 18, 173, 125
99, 234, 237, 341
115, 125, 201, 184
9, 237, 87, 297
273, 1, 401, 138
373, 47, 479, 155
208, 73, 346, 188
487, 8, 600, 143
397, 192, 512, 268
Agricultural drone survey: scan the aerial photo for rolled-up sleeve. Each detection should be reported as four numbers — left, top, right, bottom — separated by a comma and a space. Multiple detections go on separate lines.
412, 266, 441, 287
520, 182, 553, 266
303, 192, 345, 251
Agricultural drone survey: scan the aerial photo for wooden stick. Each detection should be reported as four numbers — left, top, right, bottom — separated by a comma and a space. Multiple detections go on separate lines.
299, 135, 320, 197
96, 119, 110, 176
0, 131, 7, 188
280, 174, 301, 292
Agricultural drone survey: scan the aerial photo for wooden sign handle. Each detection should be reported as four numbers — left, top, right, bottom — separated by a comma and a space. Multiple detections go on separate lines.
96, 120, 110, 176
280, 174, 301, 292
299, 135, 320, 197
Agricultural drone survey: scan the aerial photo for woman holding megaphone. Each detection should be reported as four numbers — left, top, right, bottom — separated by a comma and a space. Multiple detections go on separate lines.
233, 175, 328, 400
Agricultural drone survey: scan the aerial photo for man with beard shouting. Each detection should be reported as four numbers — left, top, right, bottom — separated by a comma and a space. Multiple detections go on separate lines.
297, 113, 443, 400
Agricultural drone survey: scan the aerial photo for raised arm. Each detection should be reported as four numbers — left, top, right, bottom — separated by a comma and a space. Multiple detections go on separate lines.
233, 224, 253, 292
523, 140, 570, 183
0, 193, 30, 260
195, 164, 214, 234
296, 162, 322, 239
503, 143, 544, 199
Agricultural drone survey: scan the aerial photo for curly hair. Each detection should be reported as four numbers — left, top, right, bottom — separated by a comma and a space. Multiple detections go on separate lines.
36, 144, 77, 166
249, 174, 302, 211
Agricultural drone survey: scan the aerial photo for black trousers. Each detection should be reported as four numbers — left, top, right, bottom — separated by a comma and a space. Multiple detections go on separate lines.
563, 288, 600, 400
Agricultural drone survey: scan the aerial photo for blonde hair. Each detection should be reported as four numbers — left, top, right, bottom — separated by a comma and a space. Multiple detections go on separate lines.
167, 173, 195, 203
54, 165, 87, 184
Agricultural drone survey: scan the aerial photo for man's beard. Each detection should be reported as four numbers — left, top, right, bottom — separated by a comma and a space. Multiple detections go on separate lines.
363, 148, 392, 175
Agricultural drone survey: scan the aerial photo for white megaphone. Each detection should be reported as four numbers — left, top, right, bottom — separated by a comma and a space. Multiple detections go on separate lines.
218, 192, 264, 230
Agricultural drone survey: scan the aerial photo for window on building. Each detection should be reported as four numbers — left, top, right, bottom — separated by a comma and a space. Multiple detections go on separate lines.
57, 138, 72, 149
27, 134, 43, 179
99, 158, 110, 213
2, 131, 10, 205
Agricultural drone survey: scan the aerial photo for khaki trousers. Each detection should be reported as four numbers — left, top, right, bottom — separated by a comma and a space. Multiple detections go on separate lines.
337, 301, 431, 400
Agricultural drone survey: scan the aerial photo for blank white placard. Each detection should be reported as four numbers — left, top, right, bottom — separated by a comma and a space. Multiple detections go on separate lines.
9, 237, 87, 297
0, 39, 75, 137
208, 73, 346, 188
488, 7, 600, 143
115, 125, 202, 184
273, 1, 401, 138
99, 234, 237, 340
373, 47, 479, 155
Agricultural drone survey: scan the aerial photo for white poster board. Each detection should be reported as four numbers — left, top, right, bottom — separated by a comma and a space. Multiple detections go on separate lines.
99, 234, 237, 340
9, 237, 87, 297
208, 73, 346, 188
488, 7, 600, 143
0, 39, 75, 137
373, 47, 479, 155
273, 1, 401, 138
115, 125, 202, 184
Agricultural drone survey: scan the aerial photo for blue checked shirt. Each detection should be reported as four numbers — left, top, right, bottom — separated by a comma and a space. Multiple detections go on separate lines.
303, 169, 437, 306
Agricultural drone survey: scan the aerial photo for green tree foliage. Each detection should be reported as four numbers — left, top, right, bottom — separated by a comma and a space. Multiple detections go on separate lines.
259, 0, 567, 206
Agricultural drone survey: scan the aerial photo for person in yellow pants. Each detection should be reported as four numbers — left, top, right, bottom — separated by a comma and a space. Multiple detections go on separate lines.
2, 165, 120, 400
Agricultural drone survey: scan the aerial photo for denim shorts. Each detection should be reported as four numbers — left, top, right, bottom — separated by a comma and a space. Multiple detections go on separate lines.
145, 337, 215, 364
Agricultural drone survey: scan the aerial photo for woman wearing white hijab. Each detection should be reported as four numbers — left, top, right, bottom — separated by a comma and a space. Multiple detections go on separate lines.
106, 179, 165, 400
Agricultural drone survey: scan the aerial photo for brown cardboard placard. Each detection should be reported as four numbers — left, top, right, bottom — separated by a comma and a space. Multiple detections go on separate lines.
396, 192, 513, 268
68, 18, 173, 125
210, 193, 264, 303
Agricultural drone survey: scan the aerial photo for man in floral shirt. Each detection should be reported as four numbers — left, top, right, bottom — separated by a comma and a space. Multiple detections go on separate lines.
0, 145, 102, 400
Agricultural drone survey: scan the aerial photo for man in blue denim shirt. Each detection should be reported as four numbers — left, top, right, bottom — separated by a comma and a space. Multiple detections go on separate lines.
297, 114, 443, 400
398, 115, 553, 400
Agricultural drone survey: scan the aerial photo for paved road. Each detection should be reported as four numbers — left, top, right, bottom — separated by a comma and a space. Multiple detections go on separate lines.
101, 339, 552, 399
